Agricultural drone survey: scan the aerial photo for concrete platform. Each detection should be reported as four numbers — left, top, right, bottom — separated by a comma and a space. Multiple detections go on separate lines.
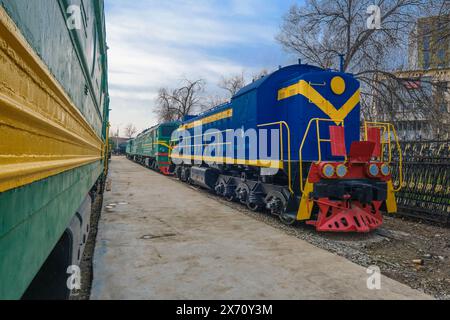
91, 157, 431, 300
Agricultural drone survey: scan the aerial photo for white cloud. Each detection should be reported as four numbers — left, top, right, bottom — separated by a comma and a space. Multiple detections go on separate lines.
105, 0, 289, 134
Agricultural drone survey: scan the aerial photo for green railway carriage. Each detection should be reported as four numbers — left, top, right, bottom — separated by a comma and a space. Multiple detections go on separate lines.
126, 139, 134, 156
0, 0, 109, 299
127, 122, 179, 175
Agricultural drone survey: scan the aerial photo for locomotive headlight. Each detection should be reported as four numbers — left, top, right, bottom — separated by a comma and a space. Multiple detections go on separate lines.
331, 76, 346, 95
381, 163, 390, 176
368, 164, 380, 177
336, 164, 348, 178
322, 164, 335, 178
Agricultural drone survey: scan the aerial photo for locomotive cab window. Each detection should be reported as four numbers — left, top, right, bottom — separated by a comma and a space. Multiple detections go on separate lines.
160, 126, 176, 137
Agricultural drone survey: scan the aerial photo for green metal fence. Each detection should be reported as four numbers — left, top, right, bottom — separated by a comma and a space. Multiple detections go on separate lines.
391, 140, 450, 224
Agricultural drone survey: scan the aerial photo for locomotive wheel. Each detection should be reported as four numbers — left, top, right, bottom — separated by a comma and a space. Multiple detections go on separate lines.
180, 167, 190, 183
247, 201, 262, 212
279, 213, 296, 226
175, 166, 182, 180
215, 178, 227, 196
235, 183, 250, 204
225, 194, 236, 202
265, 191, 287, 215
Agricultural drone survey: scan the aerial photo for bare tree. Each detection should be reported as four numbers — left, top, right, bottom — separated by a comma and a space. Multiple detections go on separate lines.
155, 88, 178, 122
277, 0, 425, 72
154, 79, 205, 122
219, 72, 246, 98
276, 0, 449, 136
124, 123, 137, 138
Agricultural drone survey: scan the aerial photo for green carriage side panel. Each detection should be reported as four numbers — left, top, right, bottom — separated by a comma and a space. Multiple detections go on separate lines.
0, 162, 102, 300
0, 0, 109, 138
0, 0, 109, 299
140, 130, 154, 157
126, 139, 134, 155
135, 126, 158, 158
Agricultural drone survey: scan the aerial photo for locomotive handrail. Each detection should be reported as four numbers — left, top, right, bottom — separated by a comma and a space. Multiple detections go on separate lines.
363, 122, 392, 163
364, 121, 403, 192
154, 141, 173, 150
299, 118, 345, 193
391, 126, 403, 190
257, 121, 293, 194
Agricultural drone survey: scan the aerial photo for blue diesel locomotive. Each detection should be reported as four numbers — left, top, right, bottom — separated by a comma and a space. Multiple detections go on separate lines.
170, 63, 402, 233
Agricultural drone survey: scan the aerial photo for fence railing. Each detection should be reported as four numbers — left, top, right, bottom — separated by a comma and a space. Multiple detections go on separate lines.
390, 140, 450, 224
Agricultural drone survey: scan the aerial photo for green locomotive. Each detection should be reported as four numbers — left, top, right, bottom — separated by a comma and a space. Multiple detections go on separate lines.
126, 122, 179, 175
0, 0, 109, 299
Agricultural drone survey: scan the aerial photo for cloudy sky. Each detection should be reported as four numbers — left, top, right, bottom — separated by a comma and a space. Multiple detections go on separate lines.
105, 0, 299, 135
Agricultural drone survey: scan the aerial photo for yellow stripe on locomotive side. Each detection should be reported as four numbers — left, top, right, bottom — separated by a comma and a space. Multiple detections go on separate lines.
386, 180, 398, 214
0, 7, 103, 193
297, 180, 315, 220
277, 80, 360, 124
171, 154, 283, 169
179, 109, 233, 130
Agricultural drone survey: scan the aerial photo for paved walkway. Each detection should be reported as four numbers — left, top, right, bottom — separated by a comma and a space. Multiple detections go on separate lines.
91, 156, 431, 300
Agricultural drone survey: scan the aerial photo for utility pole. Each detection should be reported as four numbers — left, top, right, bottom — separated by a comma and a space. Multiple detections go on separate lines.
116, 126, 120, 155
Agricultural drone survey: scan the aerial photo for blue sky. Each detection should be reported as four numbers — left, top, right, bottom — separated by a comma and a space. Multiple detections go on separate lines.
105, 0, 300, 134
